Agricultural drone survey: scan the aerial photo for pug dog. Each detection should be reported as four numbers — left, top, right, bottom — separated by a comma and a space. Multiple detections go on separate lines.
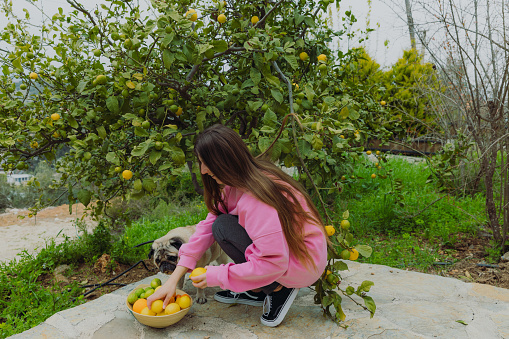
148, 224, 229, 304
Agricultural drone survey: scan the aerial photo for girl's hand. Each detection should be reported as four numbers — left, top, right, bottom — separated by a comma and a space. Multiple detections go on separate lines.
190, 272, 208, 289
147, 279, 176, 310
147, 265, 188, 309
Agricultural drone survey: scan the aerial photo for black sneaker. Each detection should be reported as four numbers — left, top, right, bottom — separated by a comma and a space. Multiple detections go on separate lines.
260, 287, 299, 327
214, 290, 266, 306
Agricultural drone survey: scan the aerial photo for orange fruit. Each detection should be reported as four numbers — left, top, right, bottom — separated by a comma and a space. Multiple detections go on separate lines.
190, 267, 207, 282
164, 303, 181, 315
133, 298, 147, 314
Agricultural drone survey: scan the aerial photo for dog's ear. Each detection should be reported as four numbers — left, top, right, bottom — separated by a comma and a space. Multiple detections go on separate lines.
170, 237, 184, 249
148, 248, 154, 259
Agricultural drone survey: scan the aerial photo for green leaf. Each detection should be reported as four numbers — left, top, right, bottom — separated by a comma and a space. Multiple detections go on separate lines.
163, 49, 174, 69
149, 150, 162, 165
355, 245, 373, 258
335, 304, 346, 322
297, 139, 312, 157
76, 80, 88, 93
168, 146, 185, 165
304, 84, 315, 102
263, 109, 277, 127
96, 126, 107, 139
250, 68, 261, 85
196, 110, 206, 131
142, 178, 157, 192
134, 126, 149, 137
77, 189, 91, 207
362, 296, 376, 317
284, 54, 299, 70
248, 100, 263, 112
198, 43, 213, 55
321, 295, 333, 307
106, 152, 120, 165
212, 40, 228, 53
358, 280, 374, 293
345, 286, 355, 295
349, 108, 360, 120
131, 140, 152, 156
161, 32, 175, 48
271, 89, 283, 103
311, 135, 323, 150
106, 96, 119, 113
258, 137, 270, 152
67, 116, 79, 129
333, 260, 349, 271
12, 58, 22, 70
456, 320, 468, 326
339, 106, 349, 119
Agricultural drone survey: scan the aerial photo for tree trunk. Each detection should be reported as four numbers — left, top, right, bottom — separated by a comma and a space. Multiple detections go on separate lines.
187, 161, 204, 196
405, 0, 417, 50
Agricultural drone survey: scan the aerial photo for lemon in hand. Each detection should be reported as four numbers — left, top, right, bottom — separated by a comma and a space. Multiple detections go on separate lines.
190, 267, 207, 283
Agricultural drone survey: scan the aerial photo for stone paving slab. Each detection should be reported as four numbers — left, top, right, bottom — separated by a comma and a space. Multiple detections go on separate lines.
10, 261, 509, 339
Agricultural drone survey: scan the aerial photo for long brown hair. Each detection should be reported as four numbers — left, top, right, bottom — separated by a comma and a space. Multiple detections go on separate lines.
194, 124, 326, 268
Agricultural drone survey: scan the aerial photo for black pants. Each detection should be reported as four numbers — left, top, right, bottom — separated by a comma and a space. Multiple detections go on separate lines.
212, 214, 280, 295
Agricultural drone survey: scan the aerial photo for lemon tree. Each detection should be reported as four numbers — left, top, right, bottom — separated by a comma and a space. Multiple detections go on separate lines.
0, 0, 386, 323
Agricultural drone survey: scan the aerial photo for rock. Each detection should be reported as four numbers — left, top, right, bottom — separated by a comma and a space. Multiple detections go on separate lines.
501, 251, 509, 262
54, 264, 71, 275
54, 274, 69, 284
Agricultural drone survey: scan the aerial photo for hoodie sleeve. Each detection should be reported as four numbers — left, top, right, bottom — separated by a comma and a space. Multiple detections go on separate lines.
177, 212, 218, 271
205, 193, 289, 292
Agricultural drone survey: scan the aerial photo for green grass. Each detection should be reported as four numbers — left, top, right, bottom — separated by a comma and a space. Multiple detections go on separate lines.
326, 155, 487, 271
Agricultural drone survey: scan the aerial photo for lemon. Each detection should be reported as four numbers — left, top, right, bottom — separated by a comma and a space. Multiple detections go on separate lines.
349, 248, 359, 261
177, 295, 192, 309
164, 303, 181, 315
340, 219, 350, 230
127, 293, 138, 305
340, 249, 350, 260
299, 52, 309, 61
51, 113, 60, 121
29, 72, 38, 80
380, 100, 386, 106
185, 9, 197, 21
141, 307, 156, 316
317, 54, 327, 62
151, 278, 162, 289
366, 150, 372, 155
324, 225, 335, 237
371, 173, 376, 179
251, 16, 259, 24
151, 299, 164, 314
175, 107, 183, 116
122, 170, 133, 180
190, 267, 207, 282
217, 13, 226, 23
134, 288, 144, 297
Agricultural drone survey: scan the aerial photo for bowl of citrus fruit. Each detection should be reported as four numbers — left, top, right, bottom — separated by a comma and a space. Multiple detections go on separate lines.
126, 278, 192, 328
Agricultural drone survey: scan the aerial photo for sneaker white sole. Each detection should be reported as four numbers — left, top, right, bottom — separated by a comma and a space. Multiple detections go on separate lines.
260, 288, 299, 327
214, 294, 264, 306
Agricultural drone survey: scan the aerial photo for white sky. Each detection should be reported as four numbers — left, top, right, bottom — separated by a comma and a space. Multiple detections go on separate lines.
3, 0, 413, 68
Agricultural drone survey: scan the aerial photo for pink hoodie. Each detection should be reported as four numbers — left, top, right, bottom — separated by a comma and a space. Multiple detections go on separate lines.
178, 185, 328, 293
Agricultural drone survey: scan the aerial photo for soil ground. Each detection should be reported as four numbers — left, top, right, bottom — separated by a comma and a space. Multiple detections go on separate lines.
1, 205, 507, 304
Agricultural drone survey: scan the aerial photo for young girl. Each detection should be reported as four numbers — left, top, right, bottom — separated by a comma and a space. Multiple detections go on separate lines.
147, 124, 328, 327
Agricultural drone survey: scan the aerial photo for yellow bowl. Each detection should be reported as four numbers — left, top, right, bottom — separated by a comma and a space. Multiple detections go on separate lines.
126, 284, 191, 328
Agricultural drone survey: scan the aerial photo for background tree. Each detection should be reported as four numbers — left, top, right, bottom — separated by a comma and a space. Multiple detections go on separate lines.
0, 0, 388, 323
392, 0, 509, 255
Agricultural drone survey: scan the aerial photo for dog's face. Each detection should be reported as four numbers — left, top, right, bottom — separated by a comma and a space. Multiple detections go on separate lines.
148, 237, 184, 273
